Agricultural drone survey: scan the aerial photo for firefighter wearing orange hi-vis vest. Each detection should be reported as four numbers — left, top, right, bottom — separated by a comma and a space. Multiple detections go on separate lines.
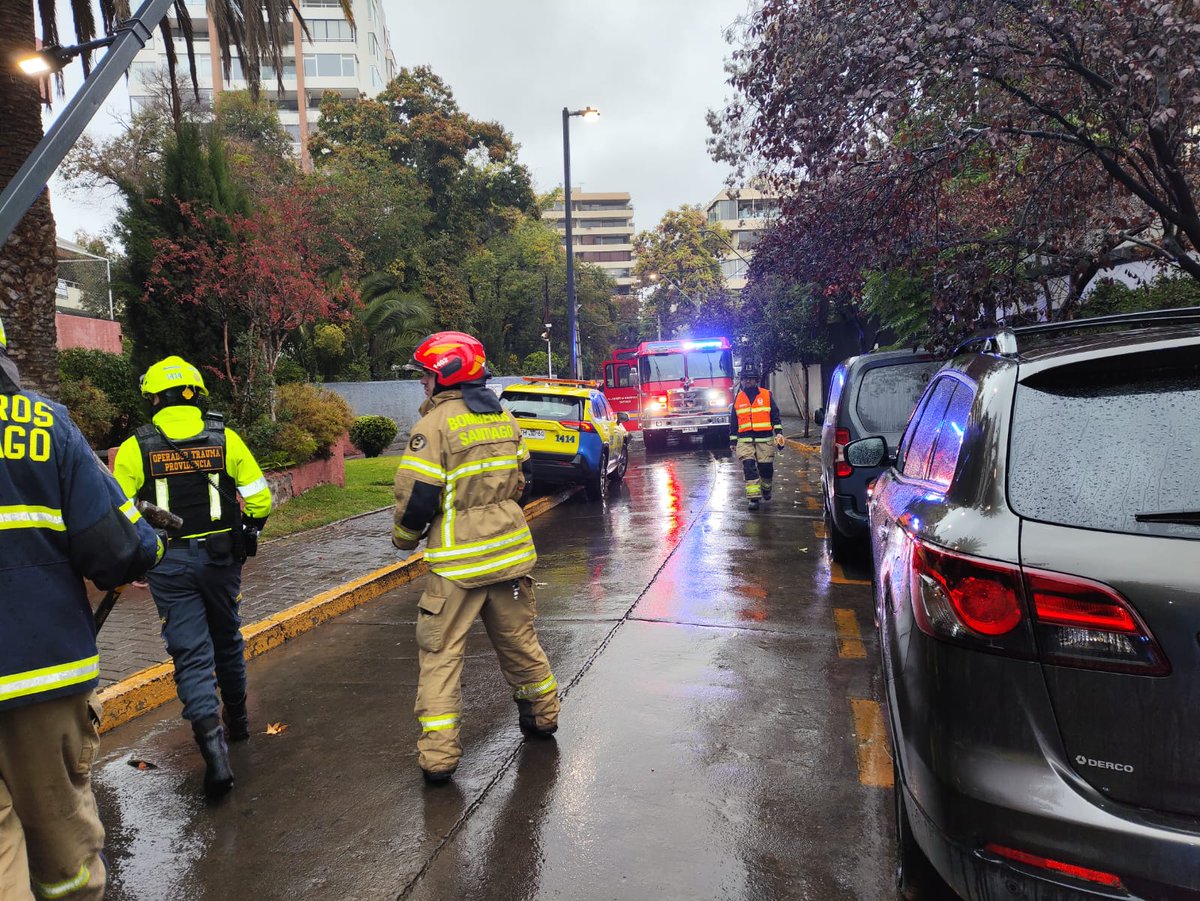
729, 364, 784, 511
391, 331, 560, 785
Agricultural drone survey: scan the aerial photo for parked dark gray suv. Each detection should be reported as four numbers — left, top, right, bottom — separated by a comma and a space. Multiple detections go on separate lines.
857, 309, 1200, 899
817, 350, 942, 561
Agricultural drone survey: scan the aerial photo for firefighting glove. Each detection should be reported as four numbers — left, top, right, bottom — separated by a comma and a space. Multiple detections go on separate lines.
774, 433, 786, 449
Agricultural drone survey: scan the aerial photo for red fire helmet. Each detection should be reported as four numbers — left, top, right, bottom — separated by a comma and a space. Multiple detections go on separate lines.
407, 331, 488, 386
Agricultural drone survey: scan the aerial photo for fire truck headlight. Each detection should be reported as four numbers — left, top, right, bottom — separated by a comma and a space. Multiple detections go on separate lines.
707, 390, 726, 406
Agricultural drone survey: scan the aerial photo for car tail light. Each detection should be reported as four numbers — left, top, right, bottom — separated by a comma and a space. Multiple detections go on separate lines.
560, 420, 595, 433
834, 428, 853, 478
983, 843, 1123, 889
1025, 569, 1169, 675
911, 538, 1026, 641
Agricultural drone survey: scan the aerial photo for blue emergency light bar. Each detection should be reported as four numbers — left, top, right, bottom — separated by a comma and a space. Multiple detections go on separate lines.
640, 338, 730, 353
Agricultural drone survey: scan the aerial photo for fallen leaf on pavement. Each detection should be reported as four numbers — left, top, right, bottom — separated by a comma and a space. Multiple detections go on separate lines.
128, 759, 158, 770
264, 722, 289, 735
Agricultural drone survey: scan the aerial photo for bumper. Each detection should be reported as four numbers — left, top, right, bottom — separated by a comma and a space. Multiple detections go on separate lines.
891, 640, 1200, 899
528, 450, 600, 484
642, 412, 728, 431
830, 492, 869, 537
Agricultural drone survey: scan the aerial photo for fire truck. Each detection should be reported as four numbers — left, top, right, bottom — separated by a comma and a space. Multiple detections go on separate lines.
601, 338, 735, 449
599, 347, 641, 431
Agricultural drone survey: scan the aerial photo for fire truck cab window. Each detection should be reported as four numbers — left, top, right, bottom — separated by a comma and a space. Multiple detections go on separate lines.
640, 354, 687, 383
686, 350, 733, 380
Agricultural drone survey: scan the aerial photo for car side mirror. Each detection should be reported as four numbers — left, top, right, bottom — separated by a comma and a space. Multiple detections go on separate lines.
617, 412, 630, 424
814, 407, 825, 426
845, 436, 888, 468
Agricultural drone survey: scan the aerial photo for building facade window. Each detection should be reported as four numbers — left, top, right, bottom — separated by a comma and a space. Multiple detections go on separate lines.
309, 19, 354, 41
369, 33, 379, 57
371, 65, 383, 89
580, 251, 632, 263
304, 53, 356, 77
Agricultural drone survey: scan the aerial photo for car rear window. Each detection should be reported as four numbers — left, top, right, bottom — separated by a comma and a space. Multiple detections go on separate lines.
854, 360, 941, 435
500, 393, 582, 421
1008, 350, 1200, 538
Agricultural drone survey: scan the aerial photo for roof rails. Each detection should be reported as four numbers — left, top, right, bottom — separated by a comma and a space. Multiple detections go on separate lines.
521, 376, 600, 388
951, 330, 1019, 358
952, 306, 1200, 358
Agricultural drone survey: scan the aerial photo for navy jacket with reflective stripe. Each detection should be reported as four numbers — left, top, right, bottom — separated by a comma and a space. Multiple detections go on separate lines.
0, 376, 161, 712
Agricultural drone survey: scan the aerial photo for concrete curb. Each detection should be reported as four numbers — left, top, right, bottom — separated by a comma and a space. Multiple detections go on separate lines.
97, 486, 580, 734
785, 438, 820, 455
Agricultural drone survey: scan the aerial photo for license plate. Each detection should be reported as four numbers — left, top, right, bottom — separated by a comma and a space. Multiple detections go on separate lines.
521, 429, 545, 441
681, 427, 699, 434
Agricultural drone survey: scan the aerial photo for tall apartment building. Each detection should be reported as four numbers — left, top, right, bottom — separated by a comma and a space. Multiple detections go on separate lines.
127, 0, 397, 164
543, 190, 637, 296
705, 187, 781, 291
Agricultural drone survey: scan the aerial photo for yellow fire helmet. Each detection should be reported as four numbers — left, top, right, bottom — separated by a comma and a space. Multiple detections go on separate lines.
140, 355, 209, 398
0, 315, 6, 350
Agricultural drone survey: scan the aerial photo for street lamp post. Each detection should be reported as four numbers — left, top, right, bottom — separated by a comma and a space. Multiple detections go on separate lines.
542, 322, 554, 378
561, 105, 599, 379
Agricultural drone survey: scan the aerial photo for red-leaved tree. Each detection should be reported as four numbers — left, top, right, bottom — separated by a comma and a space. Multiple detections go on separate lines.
146, 190, 357, 420
713, 0, 1200, 337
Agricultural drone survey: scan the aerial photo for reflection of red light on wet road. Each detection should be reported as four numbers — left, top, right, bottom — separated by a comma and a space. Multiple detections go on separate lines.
738, 584, 768, 622
657, 461, 684, 543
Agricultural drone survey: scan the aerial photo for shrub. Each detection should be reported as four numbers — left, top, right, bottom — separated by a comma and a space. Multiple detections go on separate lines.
275, 422, 318, 465
59, 379, 118, 449
241, 415, 283, 465
275, 383, 355, 458
349, 415, 398, 457
58, 348, 145, 446
274, 356, 307, 385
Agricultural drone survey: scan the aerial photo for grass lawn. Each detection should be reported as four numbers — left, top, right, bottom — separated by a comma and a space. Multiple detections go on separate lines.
262, 456, 398, 540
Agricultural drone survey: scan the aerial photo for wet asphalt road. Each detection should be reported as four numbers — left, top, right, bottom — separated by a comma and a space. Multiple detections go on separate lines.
93, 437, 896, 900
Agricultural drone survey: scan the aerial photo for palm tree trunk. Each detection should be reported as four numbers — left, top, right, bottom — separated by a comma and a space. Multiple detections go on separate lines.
0, 1, 60, 396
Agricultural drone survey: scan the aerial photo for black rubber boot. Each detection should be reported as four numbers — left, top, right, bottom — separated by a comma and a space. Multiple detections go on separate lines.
193, 716, 234, 798
748, 498, 760, 511
762, 487, 772, 502
223, 697, 250, 742
422, 767, 455, 786
517, 700, 557, 740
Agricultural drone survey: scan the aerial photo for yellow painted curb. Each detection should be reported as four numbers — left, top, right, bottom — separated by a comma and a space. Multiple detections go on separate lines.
98, 485, 579, 734
785, 437, 820, 455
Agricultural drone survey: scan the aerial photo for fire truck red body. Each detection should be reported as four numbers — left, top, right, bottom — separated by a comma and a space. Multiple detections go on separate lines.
601, 338, 735, 448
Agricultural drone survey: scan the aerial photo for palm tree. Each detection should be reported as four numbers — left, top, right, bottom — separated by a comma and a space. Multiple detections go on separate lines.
357, 272, 433, 379
0, 0, 348, 394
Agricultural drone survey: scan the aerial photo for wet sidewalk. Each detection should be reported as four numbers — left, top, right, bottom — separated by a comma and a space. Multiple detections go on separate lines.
92, 508, 401, 687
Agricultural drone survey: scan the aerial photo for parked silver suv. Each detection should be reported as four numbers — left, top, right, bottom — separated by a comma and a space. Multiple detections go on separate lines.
857, 309, 1200, 899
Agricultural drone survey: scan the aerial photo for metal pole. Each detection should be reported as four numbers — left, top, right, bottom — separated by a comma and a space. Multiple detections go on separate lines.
0, 0, 173, 246
562, 107, 578, 379
106, 257, 113, 320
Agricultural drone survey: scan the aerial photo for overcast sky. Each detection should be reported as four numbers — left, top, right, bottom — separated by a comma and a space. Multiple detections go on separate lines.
46, 0, 751, 243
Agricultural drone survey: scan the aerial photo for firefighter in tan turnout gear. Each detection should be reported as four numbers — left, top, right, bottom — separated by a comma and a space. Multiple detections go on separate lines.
392, 331, 560, 784
729, 364, 785, 511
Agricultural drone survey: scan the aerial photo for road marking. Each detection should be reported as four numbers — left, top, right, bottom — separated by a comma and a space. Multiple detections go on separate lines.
830, 561, 872, 586
833, 608, 867, 658
850, 698, 894, 788
803, 494, 821, 511
813, 520, 827, 539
